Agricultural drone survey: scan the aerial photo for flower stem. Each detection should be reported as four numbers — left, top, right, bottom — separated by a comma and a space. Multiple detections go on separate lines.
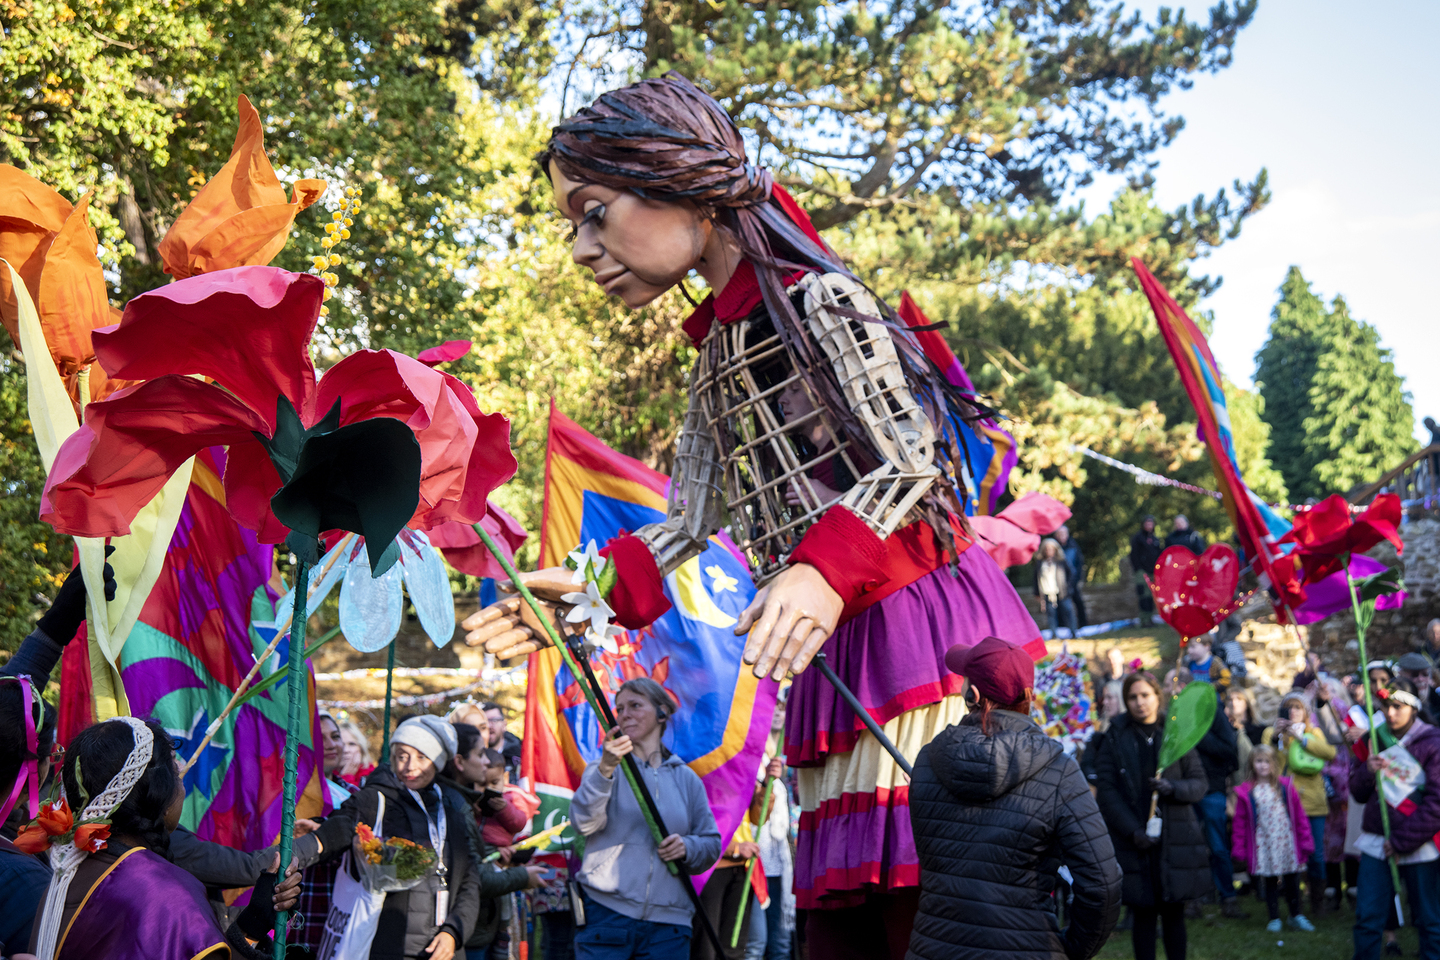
273, 555, 311, 959
470, 524, 674, 869
1347, 567, 1405, 904
380, 640, 397, 764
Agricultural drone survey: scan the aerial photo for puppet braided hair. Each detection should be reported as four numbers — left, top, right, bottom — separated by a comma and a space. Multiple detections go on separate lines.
63, 718, 178, 856
539, 72, 981, 543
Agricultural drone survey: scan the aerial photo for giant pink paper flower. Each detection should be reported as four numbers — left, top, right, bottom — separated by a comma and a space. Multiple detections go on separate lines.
41, 266, 515, 570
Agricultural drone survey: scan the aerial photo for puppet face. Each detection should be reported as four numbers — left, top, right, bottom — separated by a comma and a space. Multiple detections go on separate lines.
550, 161, 712, 309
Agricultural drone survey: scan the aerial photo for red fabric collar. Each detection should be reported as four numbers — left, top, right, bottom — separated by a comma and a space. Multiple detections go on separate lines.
681, 260, 815, 345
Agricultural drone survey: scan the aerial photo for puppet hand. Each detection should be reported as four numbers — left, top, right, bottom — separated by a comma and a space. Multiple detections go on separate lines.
738, 564, 841, 681
462, 569, 574, 658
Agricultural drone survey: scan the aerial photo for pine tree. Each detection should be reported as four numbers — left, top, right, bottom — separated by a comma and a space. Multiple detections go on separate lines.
1255, 268, 1416, 500
1304, 296, 1417, 495
1255, 267, 1332, 500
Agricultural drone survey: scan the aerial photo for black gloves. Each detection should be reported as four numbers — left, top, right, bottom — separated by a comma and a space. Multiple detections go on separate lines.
235, 868, 280, 941
37, 548, 116, 645
509, 846, 536, 865
1132, 829, 1158, 851
1151, 778, 1175, 797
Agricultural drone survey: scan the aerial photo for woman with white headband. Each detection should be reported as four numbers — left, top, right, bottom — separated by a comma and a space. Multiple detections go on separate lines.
26, 717, 301, 959
1348, 678, 1440, 957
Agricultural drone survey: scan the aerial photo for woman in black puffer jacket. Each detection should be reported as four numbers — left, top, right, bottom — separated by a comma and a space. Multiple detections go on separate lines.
906, 637, 1121, 960
1094, 672, 1210, 960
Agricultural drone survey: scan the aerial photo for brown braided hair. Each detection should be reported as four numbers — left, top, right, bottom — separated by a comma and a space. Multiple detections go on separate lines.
540, 72, 982, 549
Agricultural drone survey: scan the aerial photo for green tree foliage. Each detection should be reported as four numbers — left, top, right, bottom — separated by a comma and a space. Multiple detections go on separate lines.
2, 0, 1280, 587
0, 0, 550, 345
1256, 267, 1416, 501
0, 358, 71, 650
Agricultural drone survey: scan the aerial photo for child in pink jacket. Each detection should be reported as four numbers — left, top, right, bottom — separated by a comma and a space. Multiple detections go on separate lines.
1232, 744, 1316, 933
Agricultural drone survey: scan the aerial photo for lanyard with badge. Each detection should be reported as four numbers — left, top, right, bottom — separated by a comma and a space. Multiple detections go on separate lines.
408, 786, 449, 925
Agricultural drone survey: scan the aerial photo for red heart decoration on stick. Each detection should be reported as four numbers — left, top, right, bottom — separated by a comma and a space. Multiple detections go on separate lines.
1148, 544, 1240, 639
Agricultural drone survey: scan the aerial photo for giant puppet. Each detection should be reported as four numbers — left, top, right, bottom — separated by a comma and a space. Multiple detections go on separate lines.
465, 74, 1042, 954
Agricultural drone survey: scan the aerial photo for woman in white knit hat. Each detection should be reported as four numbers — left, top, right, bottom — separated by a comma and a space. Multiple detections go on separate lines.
334, 715, 483, 960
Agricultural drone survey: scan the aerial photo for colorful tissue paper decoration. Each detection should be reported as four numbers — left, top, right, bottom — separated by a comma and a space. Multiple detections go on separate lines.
1030, 650, 1095, 755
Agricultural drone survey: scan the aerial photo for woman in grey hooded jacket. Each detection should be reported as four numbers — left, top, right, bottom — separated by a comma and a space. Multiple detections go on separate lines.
570, 678, 723, 959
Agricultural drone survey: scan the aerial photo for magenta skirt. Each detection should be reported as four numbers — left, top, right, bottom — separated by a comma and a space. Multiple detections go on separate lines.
785, 545, 1043, 766
785, 546, 1041, 908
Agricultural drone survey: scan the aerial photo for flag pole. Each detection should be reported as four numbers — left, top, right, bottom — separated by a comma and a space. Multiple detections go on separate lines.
813, 653, 913, 776
472, 523, 728, 958
730, 773, 777, 948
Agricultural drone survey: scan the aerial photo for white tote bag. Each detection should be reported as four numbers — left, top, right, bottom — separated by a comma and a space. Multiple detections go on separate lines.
318, 793, 389, 960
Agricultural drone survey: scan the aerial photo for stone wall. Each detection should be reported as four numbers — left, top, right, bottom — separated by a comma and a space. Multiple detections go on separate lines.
1302, 514, 1440, 672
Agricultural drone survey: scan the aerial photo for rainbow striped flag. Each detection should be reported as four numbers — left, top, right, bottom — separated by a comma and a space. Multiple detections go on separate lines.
1132, 259, 1294, 602
897, 292, 1017, 515
523, 405, 777, 862
60, 446, 329, 849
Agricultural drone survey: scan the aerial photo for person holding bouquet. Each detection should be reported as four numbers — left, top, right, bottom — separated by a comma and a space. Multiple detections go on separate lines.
337, 716, 482, 960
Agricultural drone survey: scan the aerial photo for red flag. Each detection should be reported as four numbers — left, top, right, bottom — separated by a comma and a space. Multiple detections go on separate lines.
1131, 259, 1301, 610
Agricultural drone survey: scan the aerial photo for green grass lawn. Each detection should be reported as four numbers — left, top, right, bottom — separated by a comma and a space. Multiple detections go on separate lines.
1092, 898, 1423, 959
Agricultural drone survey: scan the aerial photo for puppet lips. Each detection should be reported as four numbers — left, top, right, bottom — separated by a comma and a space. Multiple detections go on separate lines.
41, 266, 517, 554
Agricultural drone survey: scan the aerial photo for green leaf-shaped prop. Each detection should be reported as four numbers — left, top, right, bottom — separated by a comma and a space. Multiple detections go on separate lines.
1158, 682, 1217, 771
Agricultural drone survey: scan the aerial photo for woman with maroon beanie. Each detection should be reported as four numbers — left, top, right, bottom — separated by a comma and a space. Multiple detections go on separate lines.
905, 637, 1121, 960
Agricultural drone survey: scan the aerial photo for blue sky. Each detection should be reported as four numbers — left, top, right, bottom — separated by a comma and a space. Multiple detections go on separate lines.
1077, 0, 1439, 442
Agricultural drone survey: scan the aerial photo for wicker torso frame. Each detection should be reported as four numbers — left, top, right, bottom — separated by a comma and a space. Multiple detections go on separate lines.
635, 272, 941, 586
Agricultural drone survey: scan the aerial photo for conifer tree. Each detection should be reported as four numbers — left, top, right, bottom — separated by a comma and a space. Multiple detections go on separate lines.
1256, 267, 1415, 500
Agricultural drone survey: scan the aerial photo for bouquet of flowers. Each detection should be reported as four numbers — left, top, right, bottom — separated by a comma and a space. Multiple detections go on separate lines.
355, 823, 438, 892
1031, 650, 1096, 755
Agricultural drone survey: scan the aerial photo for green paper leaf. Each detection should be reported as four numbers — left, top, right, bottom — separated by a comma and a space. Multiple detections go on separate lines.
268, 417, 421, 576
1158, 682, 1217, 771
595, 558, 618, 599
254, 396, 342, 483
1355, 567, 1405, 604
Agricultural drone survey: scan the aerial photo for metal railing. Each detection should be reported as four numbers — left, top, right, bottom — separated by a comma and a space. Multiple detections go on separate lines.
1348, 443, 1440, 507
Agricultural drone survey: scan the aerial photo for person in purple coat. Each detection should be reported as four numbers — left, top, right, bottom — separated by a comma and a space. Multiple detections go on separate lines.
1349, 678, 1440, 960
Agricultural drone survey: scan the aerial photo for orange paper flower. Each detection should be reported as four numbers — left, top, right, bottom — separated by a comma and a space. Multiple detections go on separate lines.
13, 823, 52, 854
0, 166, 123, 406
158, 95, 326, 279
35, 796, 73, 836
74, 822, 111, 852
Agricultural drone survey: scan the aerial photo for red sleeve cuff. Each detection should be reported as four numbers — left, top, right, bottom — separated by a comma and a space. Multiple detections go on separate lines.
787, 506, 889, 608
598, 535, 672, 629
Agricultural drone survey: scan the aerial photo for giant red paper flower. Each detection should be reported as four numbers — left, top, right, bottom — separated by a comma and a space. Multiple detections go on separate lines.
1279, 493, 1403, 584
40, 266, 516, 572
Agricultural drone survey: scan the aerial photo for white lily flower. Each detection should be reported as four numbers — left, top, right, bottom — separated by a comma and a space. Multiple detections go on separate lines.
567, 540, 607, 586
588, 623, 626, 655
563, 580, 617, 639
